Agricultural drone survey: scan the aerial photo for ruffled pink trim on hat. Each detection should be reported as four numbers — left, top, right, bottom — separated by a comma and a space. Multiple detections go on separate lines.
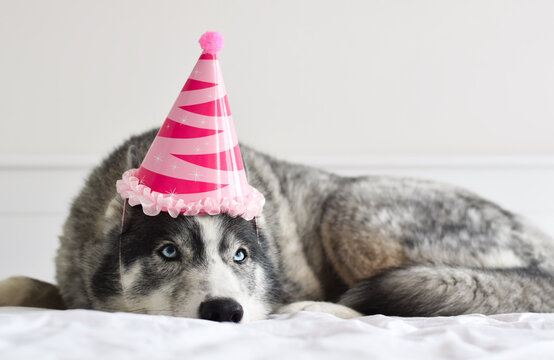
116, 169, 264, 221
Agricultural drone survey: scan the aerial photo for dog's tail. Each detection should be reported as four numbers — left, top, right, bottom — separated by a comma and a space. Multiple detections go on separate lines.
338, 265, 554, 316
0, 276, 66, 310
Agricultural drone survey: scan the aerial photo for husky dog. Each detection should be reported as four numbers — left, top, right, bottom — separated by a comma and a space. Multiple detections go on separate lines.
49, 129, 554, 322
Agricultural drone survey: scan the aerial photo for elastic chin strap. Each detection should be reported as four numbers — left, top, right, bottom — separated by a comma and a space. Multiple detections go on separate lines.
254, 216, 261, 244
118, 200, 127, 294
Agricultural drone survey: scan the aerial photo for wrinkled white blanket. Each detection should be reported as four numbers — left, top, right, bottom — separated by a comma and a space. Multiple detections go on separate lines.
1, 307, 554, 360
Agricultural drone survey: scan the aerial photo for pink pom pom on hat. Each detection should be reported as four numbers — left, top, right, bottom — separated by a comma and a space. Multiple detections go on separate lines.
199, 31, 225, 54
116, 31, 265, 220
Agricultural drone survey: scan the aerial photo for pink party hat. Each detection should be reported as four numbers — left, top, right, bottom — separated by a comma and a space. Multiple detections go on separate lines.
116, 31, 264, 220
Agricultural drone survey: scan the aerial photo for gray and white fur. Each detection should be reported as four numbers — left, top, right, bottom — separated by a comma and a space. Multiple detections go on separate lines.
51, 128, 554, 322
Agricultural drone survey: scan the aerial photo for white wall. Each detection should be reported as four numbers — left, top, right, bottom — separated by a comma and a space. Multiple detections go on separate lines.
1, 0, 553, 158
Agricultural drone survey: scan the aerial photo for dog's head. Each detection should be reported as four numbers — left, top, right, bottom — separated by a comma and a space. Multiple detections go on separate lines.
93, 199, 280, 323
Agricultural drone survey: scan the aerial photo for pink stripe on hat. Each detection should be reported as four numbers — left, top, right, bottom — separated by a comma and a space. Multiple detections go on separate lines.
145, 130, 238, 155
140, 150, 247, 185
198, 53, 217, 60
175, 84, 227, 107
158, 119, 223, 139
171, 144, 244, 171
135, 167, 228, 194
179, 96, 231, 117
188, 59, 224, 83
166, 108, 233, 130
181, 79, 217, 91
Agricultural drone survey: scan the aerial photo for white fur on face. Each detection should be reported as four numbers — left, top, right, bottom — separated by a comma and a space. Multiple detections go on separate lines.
118, 262, 159, 314
119, 263, 173, 315
184, 216, 270, 322
121, 262, 141, 293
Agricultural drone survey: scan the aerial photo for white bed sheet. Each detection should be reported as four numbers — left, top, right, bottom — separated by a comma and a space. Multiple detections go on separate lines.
1, 307, 554, 360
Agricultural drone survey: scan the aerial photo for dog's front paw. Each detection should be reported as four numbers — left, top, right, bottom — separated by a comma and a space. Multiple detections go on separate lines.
275, 301, 362, 319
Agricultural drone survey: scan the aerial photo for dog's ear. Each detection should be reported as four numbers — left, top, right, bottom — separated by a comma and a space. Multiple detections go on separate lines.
126, 144, 141, 170
102, 194, 132, 237
102, 144, 141, 238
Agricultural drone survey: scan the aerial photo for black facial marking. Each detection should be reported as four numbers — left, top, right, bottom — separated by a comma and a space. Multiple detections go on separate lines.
91, 223, 123, 300
92, 206, 210, 298
91, 244, 121, 300
178, 218, 205, 266
119, 207, 206, 267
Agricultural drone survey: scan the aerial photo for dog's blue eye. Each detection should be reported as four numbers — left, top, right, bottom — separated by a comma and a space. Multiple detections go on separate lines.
160, 244, 178, 260
233, 249, 247, 264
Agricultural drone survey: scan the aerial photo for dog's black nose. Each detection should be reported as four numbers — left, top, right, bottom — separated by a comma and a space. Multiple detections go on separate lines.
199, 298, 244, 323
